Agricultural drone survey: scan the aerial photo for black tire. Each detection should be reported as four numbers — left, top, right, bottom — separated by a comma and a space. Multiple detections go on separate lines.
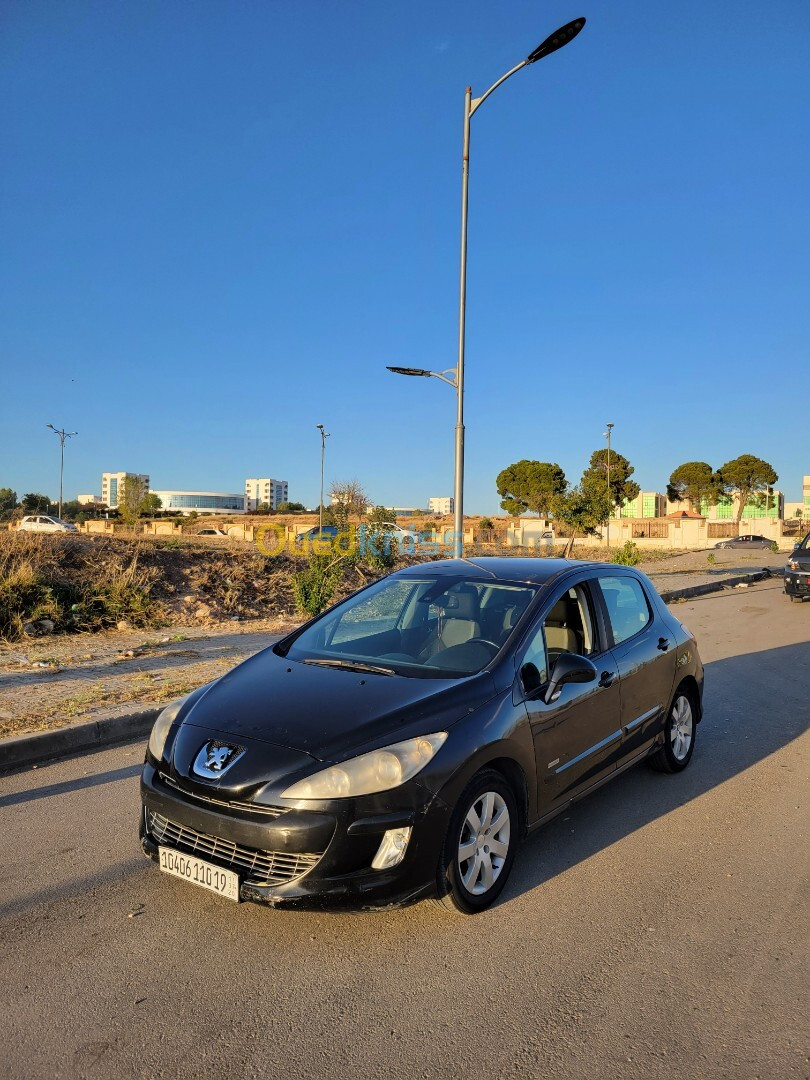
649, 686, 697, 774
434, 769, 519, 915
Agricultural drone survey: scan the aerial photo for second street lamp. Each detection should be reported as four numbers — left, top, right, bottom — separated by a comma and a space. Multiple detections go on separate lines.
389, 17, 586, 559
46, 424, 77, 520
316, 424, 330, 534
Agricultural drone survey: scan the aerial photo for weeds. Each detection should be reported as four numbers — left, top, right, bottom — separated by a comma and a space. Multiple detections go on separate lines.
612, 541, 641, 566
0, 534, 160, 641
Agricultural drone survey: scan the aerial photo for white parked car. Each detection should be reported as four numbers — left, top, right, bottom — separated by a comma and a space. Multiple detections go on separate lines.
18, 515, 78, 533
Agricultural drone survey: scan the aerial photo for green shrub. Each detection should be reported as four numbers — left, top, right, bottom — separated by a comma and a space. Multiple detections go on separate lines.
707, 552, 715, 565
612, 540, 641, 566
292, 554, 345, 617
769, 541, 779, 554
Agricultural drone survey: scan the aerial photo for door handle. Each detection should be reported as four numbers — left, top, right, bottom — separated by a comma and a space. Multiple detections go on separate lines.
657, 637, 670, 651
598, 671, 615, 688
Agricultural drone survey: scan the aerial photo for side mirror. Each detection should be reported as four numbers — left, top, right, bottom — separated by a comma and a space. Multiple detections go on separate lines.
544, 653, 598, 704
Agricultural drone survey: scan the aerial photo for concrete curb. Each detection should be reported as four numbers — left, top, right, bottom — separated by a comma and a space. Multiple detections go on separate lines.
0, 706, 161, 772
660, 568, 773, 603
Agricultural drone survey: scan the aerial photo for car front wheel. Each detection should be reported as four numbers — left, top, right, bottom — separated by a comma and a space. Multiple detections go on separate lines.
649, 689, 696, 773
435, 769, 518, 914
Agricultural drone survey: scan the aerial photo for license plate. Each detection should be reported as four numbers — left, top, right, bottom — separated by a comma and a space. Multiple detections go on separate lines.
158, 846, 240, 902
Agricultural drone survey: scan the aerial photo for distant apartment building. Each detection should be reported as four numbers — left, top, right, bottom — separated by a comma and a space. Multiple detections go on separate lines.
692, 492, 784, 520
150, 490, 246, 515
101, 472, 150, 509
429, 497, 454, 515
245, 478, 289, 511
619, 492, 667, 518
77, 494, 103, 505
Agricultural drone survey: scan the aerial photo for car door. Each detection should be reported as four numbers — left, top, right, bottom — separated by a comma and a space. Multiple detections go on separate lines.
593, 573, 677, 762
519, 577, 622, 809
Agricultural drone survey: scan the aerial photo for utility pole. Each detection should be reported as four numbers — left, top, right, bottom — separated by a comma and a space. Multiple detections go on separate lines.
604, 422, 614, 548
46, 424, 77, 520
316, 424, 330, 533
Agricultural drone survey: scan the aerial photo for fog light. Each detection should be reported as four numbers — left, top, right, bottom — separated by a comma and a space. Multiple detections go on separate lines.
371, 827, 412, 870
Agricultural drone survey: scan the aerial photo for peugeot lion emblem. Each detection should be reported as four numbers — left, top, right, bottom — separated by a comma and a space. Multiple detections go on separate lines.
192, 741, 245, 779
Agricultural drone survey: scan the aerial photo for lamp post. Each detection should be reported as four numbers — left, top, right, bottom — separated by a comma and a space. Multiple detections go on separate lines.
389, 17, 586, 559
603, 422, 614, 548
46, 424, 77, 520
316, 424, 330, 533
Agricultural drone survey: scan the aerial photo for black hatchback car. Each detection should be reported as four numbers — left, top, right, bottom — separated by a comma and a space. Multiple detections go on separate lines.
140, 558, 704, 914
785, 532, 810, 601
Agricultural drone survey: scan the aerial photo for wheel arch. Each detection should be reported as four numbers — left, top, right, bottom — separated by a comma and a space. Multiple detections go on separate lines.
481, 756, 529, 836
673, 675, 702, 722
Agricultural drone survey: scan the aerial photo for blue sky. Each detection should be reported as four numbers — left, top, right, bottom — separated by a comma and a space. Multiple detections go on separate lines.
2, 0, 808, 512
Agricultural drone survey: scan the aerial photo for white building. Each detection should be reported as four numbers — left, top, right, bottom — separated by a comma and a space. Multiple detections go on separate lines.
101, 472, 150, 509
245, 478, 288, 511
429, 497, 454, 515
150, 490, 246, 515
77, 494, 103, 505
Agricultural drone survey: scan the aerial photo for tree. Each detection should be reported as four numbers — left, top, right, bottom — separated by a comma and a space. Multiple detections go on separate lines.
21, 493, 52, 514
496, 460, 567, 517
717, 454, 778, 522
551, 487, 612, 558
118, 477, 152, 528
667, 461, 721, 514
581, 449, 640, 513
329, 480, 369, 527
0, 488, 17, 512
142, 493, 163, 515
276, 501, 307, 514
59, 500, 84, 521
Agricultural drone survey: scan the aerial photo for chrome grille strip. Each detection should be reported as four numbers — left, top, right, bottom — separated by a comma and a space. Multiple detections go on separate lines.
157, 772, 285, 818
148, 810, 322, 884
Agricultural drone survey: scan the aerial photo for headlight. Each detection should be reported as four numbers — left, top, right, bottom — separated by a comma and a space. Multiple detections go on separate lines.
281, 732, 448, 800
147, 697, 186, 761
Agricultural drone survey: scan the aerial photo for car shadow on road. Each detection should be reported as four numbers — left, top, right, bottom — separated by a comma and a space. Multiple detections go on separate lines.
498, 640, 810, 910
0, 763, 143, 809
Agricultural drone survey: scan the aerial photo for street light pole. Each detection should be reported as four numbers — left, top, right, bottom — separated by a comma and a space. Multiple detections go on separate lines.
46, 424, 77, 520
604, 422, 614, 548
316, 424, 330, 533
390, 18, 586, 560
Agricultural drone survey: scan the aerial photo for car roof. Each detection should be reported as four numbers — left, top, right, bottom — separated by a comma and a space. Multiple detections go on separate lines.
393, 556, 606, 586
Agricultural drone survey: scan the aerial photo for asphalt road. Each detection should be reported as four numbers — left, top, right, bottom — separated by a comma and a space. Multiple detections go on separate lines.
1, 581, 807, 1080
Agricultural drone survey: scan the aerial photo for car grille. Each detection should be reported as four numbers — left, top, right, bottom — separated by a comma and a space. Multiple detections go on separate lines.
147, 810, 323, 884
157, 771, 285, 818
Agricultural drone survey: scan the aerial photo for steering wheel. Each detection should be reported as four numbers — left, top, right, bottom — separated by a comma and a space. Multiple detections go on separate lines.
465, 638, 500, 657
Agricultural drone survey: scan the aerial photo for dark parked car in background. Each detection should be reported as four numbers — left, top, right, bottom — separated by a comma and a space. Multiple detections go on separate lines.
714, 534, 772, 550
141, 558, 704, 914
785, 532, 810, 601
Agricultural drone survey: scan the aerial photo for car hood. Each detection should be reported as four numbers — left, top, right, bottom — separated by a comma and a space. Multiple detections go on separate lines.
177, 644, 496, 763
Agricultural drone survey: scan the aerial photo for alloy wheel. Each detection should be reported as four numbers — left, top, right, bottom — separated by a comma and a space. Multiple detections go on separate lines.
457, 791, 511, 895
670, 695, 694, 762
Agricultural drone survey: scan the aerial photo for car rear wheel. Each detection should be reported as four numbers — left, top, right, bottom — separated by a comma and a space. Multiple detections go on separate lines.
435, 769, 518, 914
649, 688, 696, 774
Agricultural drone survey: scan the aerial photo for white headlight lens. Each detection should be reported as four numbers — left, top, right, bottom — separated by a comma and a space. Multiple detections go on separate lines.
147, 697, 186, 761
281, 732, 447, 800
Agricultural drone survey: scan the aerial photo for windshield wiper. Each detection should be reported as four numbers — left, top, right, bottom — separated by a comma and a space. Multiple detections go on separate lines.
301, 658, 398, 677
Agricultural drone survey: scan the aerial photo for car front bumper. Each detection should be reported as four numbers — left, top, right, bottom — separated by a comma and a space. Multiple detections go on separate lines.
139, 763, 452, 909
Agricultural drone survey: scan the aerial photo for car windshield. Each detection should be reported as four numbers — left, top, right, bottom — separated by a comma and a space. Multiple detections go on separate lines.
279, 574, 538, 678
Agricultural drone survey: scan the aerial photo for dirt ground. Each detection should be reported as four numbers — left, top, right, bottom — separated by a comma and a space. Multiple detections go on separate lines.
0, 547, 787, 740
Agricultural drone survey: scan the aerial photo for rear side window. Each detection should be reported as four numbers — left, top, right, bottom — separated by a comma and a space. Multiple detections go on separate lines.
598, 576, 651, 645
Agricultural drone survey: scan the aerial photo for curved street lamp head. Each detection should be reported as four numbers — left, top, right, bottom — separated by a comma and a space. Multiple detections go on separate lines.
526, 17, 586, 64
387, 366, 433, 378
